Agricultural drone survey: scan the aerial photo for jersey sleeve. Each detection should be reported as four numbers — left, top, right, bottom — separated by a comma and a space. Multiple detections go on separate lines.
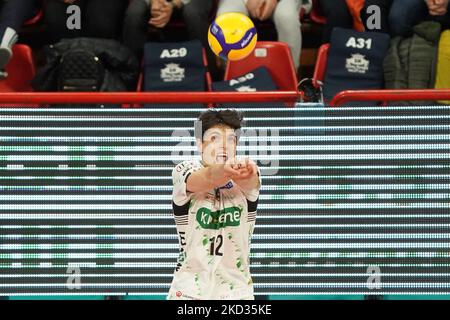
172, 160, 202, 206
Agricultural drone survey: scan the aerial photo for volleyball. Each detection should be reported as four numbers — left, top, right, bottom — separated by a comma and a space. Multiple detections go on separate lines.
208, 12, 258, 61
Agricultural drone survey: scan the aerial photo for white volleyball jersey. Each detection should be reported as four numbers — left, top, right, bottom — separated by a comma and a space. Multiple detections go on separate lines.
167, 159, 260, 300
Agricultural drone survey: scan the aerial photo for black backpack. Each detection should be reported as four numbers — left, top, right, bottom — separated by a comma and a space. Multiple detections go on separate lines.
57, 49, 105, 92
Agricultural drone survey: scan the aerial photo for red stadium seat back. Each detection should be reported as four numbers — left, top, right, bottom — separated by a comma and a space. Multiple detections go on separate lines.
224, 41, 298, 91
310, 0, 327, 25
313, 43, 330, 83
203, 48, 212, 92
0, 44, 35, 92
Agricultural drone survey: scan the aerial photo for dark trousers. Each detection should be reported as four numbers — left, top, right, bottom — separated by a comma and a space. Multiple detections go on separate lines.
123, 0, 219, 79
0, 0, 41, 36
317, 0, 353, 43
44, 0, 128, 43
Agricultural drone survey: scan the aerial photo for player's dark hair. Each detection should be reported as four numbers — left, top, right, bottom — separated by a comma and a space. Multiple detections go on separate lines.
196, 109, 244, 140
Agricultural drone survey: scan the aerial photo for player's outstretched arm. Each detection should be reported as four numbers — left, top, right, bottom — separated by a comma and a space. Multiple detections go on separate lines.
229, 158, 260, 192
186, 163, 241, 193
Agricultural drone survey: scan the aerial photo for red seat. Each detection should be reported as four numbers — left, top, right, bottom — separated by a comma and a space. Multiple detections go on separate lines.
312, 43, 330, 83
0, 44, 35, 92
312, 43, 390, 106
224, 41, 298, 91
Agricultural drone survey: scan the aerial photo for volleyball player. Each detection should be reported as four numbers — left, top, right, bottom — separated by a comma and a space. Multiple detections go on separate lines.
168, 109, 261, 300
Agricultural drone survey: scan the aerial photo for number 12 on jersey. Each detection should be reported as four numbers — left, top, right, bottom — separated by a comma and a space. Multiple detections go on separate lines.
209, 235, 223, 256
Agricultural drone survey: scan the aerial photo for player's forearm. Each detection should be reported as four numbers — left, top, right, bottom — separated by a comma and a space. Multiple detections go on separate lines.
208, 164, 235, 187
187, 164, 232, 192
233, 172, 260, 191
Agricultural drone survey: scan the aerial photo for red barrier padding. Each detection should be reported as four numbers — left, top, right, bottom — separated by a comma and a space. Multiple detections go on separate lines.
330, 89, 450, 106
0, 91, 302, 106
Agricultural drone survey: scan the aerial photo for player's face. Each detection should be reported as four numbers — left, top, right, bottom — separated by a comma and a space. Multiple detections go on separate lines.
200, 125, 237, 166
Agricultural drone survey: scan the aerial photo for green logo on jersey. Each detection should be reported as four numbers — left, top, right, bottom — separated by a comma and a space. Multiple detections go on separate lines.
196, 207, 242, 229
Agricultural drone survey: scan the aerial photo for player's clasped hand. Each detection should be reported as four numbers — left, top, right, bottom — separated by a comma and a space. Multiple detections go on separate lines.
225, 157, 257, 180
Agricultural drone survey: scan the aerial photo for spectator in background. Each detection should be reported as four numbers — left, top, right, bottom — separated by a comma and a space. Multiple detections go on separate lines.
122, 0, 220, 79
317, 0, 391, 43
216, 0, 305, 71
0, 0, 41, 76
349, 0, 450, 38
388, 0, 450, 37
43, 0, 128, 43
317, 0, 354, 43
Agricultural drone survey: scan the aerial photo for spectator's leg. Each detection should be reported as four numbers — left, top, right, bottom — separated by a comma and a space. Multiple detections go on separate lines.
182, 0, 220, 80
216, 0, 248, 16
0, 0, 40, 70
272, 0, 301, 70
317, 0, 353, 43
362, 0, 392, 34
123, 0, 151, 59
388, 0, 427, 37
182, 0, 212, 41
215, 0, 249, 78
84, 0, 128, 39
44, 0, 84, 43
